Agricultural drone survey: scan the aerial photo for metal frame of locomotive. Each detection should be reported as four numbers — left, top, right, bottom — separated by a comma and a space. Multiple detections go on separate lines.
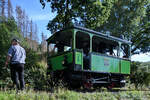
47, 26, 131, 89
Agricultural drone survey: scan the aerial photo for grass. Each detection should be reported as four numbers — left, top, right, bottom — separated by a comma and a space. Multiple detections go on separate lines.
0, 88, 150, 100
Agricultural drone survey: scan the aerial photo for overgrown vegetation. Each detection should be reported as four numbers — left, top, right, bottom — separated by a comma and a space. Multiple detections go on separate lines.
0, 89, 150, 100
0, 16, 48, 90
130, 61, 150, 89
0, 17, 22, 88
0, 0, 48, 91
0, 0, 150, 100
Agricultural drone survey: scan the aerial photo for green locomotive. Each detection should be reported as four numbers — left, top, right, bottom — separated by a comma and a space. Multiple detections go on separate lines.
47, 26, 131, 89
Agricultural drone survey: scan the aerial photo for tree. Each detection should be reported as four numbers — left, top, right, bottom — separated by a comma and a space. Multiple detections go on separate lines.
41, 32, 47, 52
15, 6, 22, 32
7, 0, 13, 18
99, 0, 150, 54
89, 0, 150, 55
22, 10, 26, 37
0, 17, 21, 56
33, 23, 38, 41
79, 0, 114, 29
25, 15, 29, 38
0, 17, 20, 84
15, 6, 27, 37
41, 0, 150, 55
0, 17, 47, 89
40, 0, 114, 33
0, 0, 6, 17
130, 62, 150, 89
29, 19, 33, 40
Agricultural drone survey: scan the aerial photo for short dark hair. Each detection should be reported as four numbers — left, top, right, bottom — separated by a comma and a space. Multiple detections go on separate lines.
12, 38, 20, 43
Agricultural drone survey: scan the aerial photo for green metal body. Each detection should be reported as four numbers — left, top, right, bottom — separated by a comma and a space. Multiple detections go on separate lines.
120, 60, 130, 74
73, 51, 130, 74
47, 27, 131, 75
75, 51, 83, 69
91, 53, 130, 74
91, 54, 120, 73
48, 50, 130, 74
48, 52, 73, 71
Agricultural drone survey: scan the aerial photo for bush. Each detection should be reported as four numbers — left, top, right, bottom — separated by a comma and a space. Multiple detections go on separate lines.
0, 17, 27, 89
130, 61, 150, 89
22, 49, 48, 90
0, 17, 48, 90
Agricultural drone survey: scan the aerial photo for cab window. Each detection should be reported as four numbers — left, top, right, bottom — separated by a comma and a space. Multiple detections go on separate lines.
92, 36, 119, 56
47, 30, 73, 56
120, 44, 130, 58
76, 31, 90, 55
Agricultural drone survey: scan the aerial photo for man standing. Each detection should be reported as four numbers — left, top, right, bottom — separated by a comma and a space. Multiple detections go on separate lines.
5, 39, 26, 90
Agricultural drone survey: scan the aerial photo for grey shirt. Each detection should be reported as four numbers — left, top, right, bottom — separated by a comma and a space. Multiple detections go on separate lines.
8, 44, 26, 64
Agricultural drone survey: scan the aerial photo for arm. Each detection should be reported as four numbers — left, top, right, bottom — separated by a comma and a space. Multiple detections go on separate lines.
5, 46, 13, 67
5, 56, 11, 67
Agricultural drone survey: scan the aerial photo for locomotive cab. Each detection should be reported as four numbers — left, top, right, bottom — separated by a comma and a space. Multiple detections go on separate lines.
47, 26, 131, 89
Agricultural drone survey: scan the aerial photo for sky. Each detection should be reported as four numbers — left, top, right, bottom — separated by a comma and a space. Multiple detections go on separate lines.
11, 0, 56, 41
11, 0, 150, 62
131, 53, 150, 62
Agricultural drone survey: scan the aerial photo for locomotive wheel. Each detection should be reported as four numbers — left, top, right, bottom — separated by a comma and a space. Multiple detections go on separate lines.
83, 81, 93, 90
106, 82, 115, 91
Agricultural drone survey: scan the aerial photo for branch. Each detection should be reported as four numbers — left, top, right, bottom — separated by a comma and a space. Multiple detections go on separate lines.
131, 38, 149, 54
40, 0, 45, 9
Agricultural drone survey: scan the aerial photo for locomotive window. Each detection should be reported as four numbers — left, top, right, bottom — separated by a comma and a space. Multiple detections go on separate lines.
76, 31, 90, 55
120, 44, 130, 58
64, 46, 71, 52
47, 30, 73, 55
92, 36, 119, 56
48, 43, 57, 56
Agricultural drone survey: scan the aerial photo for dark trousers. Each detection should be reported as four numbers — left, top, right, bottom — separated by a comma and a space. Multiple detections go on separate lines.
10, 63, 25, 90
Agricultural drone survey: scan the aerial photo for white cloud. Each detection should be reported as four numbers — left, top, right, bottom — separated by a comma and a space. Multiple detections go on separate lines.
30, 13, 56, 21
131, 53, 150, 62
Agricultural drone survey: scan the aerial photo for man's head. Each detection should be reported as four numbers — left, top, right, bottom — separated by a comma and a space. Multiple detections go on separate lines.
11, 39, 20, 45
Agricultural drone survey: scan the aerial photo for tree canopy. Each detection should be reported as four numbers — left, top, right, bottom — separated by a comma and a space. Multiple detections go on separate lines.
0, 17, 21, 56
40, 0, 114, 32
100, 0, 150, 54
40, 0, 150, 55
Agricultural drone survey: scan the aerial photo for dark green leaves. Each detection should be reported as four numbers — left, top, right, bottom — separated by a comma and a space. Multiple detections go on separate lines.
41, 0, 150, 55
40, 0, 114, 32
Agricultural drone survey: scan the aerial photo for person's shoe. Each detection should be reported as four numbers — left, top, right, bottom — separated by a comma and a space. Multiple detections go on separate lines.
16, 90, 21, 94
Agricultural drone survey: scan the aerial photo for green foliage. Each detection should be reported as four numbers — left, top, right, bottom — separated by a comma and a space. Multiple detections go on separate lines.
0, 17, 48, 90
130, 61, 150, 89
0, 89, 150, 100
0, 17, 22, 56
24, 50, 48, 90
41, 0, 150, 54
40, 0, 114, 32
0, 17, 23, 88
100, 0, 150, 54
1, 0, 150, 92
79, 0, 114, 29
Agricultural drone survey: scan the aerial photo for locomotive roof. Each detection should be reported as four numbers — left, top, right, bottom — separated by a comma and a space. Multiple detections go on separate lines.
47, 26, 132, 44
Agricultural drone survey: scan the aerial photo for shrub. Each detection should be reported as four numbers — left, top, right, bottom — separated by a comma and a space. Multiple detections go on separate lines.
130, 61, 150, 89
